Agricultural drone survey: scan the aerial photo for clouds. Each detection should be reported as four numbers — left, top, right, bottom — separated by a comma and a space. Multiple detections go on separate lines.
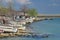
49, 3, 59, 7
0, 0, 2, 2
52, 3, 59, 6
48, 0, 60, 7
2, 0, 32, 5
2, 0, 13, 3
16, 0, 32, 5
4, 0, 12, 2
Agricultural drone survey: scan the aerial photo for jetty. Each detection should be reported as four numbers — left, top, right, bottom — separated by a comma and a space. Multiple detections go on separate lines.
37, 14, 60, 19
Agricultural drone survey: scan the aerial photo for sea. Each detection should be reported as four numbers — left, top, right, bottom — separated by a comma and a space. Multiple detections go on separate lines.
0, 18, 60, 40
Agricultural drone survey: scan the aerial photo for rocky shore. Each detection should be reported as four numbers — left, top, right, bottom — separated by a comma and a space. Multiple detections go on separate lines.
0, 17, 53, 38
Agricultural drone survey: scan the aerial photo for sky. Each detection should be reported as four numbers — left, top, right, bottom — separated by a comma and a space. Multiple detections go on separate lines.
0, 0, 60, 14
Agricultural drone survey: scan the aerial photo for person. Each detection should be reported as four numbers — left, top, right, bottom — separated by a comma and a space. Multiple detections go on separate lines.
2, 19, 5, 24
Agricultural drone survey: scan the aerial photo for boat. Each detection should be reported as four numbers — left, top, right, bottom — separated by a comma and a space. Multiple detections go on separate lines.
0, 25, 17, 33
9, 24, 26, 30
25, 17, 33, 23
18, 26, 26, 30
19, 20, 26, 25
9, 21, 23, 26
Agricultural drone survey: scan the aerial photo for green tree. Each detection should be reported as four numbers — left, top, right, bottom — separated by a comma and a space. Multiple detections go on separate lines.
0, 7, 9, 15
28, 8, 38, 17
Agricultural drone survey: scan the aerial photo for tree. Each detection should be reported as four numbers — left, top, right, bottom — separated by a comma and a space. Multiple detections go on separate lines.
20, 5, 29, 16
27, 8, 38, 17
0, 7, 9, 15
0, 0, 14, 15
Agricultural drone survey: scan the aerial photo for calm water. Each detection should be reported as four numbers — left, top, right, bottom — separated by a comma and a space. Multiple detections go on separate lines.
0, 18, 60, 40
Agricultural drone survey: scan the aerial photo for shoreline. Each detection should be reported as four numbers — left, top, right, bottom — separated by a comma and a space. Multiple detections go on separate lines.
0, 17, 53, 38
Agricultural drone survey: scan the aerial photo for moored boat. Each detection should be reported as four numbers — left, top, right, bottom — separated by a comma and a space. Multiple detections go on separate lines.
0, 25, 17, 33
25, 17, 33, 23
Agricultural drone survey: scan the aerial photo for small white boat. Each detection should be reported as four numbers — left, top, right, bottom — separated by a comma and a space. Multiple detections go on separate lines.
0, 25, 17, 32
19, 20, 26, 25
9, 21, 23, 26
18, 26, 26, 30
8, 24, 26, 30
25, 17, 33, 23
